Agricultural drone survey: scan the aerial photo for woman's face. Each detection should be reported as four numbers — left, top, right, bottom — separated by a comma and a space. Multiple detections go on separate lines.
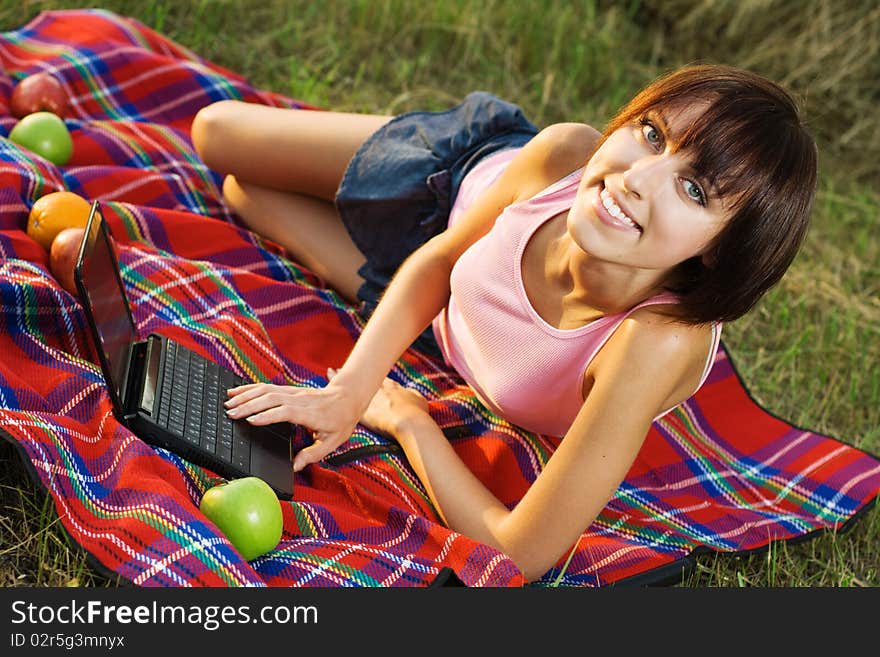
567, 103, 731, 276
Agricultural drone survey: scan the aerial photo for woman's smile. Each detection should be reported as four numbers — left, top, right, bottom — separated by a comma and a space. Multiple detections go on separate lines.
562, 104, 735, 276
595, 184, 642, 233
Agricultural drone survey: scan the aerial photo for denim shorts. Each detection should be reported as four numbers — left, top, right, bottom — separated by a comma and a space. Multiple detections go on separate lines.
334, 91, 539, 358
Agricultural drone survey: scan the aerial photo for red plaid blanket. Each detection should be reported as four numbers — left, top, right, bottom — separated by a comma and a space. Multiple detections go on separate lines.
1, 9, 878, 587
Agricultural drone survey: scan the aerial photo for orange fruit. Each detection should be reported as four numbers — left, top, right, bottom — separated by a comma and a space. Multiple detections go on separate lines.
27, 191, 92, 251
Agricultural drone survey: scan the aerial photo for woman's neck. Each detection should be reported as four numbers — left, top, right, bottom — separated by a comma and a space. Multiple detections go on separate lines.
549, 220, 669, 316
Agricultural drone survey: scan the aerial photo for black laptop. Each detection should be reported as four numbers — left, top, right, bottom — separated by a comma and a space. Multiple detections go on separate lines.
74, 200, 294, 498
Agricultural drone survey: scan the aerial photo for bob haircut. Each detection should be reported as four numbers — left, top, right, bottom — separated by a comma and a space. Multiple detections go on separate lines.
601, 64, 818, 325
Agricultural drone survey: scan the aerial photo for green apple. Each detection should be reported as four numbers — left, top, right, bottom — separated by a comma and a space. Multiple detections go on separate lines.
8, 111, 73, 166
199, 477, 284, 561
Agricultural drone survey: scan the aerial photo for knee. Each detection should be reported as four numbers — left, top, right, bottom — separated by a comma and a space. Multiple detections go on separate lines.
191, 100, 244, 171
221, 174, 258, 229
221, 173, 246, 211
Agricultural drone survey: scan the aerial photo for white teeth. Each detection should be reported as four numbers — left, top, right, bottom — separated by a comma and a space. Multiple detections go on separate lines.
600, 188, 639, 229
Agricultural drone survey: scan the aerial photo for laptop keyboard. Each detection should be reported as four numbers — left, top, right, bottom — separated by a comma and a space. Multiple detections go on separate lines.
154, 340, 250, 471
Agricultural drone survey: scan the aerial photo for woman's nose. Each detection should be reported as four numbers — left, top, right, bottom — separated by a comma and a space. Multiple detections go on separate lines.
621, 154, 665, 200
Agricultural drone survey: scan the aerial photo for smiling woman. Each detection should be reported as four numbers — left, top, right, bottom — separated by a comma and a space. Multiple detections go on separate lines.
0, 0, 874, 597
594, 67, 818, 324
190, 63, 819, 581
576, 66, 817, 322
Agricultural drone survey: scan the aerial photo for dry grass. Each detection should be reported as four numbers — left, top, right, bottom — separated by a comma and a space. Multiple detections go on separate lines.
640, 0, 880, 188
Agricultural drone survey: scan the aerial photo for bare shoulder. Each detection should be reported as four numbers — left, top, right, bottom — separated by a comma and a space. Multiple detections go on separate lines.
533, 122, 601, 161
431, 122, 600, 263
588, 307, 714, 414
620, 306, 712, 359
508, 122, 601, 201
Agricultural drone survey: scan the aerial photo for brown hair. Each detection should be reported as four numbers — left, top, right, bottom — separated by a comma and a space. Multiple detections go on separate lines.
601, 64, 818, 324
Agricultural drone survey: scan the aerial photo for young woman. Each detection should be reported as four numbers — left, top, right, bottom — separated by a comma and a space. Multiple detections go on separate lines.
191, 64, 817, 581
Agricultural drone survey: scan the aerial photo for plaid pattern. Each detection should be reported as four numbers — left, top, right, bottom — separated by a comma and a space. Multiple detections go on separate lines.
1, 9, 877, 587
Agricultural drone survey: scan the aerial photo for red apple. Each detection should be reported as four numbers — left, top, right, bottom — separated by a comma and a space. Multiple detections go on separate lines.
49, 227, 85, 295
10, 72, 69, 119
199, 477, 284, 561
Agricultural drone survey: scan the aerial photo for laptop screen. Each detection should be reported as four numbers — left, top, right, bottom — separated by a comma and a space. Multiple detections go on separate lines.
75, 203, 137, 408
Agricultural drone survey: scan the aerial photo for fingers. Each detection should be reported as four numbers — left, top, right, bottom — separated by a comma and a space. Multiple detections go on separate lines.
224, 383, 280, 405
224, 388, 291, 420
223, 380, 349, 432
240, 406, 287, 426
225, 382, 263, 397
223, 370, 356, 474
293, 440, 335, 472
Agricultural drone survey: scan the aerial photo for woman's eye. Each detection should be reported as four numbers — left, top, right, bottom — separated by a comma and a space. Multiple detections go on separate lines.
641, 121, 662, 148
683, 179, 706, 206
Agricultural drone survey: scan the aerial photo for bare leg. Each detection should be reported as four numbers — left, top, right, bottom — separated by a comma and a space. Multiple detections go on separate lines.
191, 101, 393, 300
191, 100, 392, 200
222, 175, 365, 302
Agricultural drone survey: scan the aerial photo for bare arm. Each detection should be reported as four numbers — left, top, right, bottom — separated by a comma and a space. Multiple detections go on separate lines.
362, 314, 709, 581
330, 124, 602, 412
224, 123, 598, 470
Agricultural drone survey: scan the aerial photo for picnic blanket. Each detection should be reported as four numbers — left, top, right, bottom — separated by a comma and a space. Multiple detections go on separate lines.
1, 9, 878, 588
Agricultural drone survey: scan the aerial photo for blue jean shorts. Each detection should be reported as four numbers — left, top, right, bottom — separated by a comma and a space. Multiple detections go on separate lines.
334, 91, 539, 358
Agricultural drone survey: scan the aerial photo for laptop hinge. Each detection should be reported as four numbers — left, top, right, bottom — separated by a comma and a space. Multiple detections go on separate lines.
121, 339, 150, 418
137, 336, 162, 417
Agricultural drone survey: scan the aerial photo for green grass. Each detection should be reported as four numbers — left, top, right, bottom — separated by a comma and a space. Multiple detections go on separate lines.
0, 442, 122, 587
0, 0, 877, 588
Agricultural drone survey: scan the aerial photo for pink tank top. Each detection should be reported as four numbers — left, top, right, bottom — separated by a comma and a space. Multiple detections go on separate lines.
431, 149, 721, 437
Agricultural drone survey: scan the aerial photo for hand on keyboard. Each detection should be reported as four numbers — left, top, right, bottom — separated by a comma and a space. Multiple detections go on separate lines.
224, 376, 364, 472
